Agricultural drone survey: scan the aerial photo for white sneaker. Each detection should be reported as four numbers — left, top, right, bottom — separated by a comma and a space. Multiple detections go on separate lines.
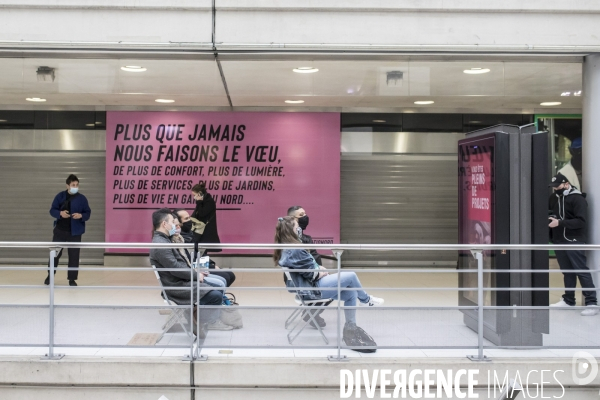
550, 300, 574, 308
581, 306, 599, 316
360, 296, 384, 307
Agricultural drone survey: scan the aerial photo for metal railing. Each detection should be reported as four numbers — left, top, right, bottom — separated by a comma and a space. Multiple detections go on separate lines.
0, 241, 599, 361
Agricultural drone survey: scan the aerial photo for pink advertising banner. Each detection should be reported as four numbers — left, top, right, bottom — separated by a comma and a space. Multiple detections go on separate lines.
105, 112, 341, 253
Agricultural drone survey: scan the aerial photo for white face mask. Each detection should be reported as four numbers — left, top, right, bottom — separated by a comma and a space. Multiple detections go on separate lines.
69, 187, 79, 194
167, 223, 177, 236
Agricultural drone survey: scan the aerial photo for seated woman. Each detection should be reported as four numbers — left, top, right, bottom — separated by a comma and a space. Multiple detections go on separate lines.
274, 216, 383, 352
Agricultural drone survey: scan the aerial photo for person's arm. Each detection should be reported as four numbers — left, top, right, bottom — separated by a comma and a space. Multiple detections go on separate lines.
287, 250, 320, 282
559, 196, 587, 230
80, 196, 91, 222
49, 193, 62, 219
196, 195, 216, 220
154, 248, 200, 281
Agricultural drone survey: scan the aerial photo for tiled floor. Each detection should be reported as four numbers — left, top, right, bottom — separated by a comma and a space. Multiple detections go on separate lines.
1, 260, 598, 359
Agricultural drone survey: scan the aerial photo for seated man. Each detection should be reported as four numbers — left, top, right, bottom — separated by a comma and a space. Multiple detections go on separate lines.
149, 208, 232, 337
174, 208, 236, 287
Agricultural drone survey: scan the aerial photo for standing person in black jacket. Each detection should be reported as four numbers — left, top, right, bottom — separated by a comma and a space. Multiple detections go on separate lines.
548, 173, 598, 316
191, 182, 221, 256
174, 208, 235, 287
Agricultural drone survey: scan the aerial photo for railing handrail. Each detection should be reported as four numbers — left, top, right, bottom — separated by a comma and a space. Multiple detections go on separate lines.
0, 241, 599, 250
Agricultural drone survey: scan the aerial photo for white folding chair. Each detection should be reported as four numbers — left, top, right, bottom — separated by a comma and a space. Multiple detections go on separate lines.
283, 269, 333, 345
152, 264, 194, 342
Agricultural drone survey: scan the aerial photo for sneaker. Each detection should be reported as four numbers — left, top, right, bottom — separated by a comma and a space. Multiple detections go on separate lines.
550, 300, 574, 308
360, 296, 384, 307
303, 312, 326, 328
69, 280, 77, 287
581, 306, 599, 316
206, 320, 234, 331
44, 277, 50, 285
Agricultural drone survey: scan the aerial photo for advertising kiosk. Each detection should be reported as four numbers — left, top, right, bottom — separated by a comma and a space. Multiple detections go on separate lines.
458, 124, 549, 346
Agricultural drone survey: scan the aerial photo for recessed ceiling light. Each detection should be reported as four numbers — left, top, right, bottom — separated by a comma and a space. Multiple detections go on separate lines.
470, 121, 482, 124
463, 68, 491, 75
26, 97, 46, 102
155, 99, 175, 103
285, 100, 304, 104
540, 102, 562, 106
373, 119, 386, 123
95, 121, 102, 124
0, 119, 6, 122
121, 66, 147, 72
85, 123, 95, 127
561, 92, 571, 97
414, 100, 434, 105
293, 67, 319, 74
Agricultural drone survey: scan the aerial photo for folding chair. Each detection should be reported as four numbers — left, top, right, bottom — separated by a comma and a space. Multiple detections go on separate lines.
152, 265, 194, 342
283, 269, 334, 345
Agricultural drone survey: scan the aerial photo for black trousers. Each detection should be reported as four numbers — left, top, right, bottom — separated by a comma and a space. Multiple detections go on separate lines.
555, 243, 598, 306
47, 227, 82, 281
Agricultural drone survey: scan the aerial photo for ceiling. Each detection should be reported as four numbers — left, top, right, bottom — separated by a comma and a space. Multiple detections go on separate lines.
0, 57, 583, 113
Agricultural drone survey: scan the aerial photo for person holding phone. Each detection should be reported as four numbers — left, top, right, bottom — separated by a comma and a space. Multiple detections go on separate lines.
45, 174, 91, 286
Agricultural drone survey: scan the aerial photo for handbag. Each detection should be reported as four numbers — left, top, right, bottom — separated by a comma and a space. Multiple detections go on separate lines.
220, 306, 243, 329
190, 217, 208, 235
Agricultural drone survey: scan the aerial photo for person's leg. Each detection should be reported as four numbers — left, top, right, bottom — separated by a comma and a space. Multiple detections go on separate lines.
567, 249, 598, 306
46, 228, 66, 282
198, 290, 222, 324
555, 249, 576, 306
66, 234, 82, 281
316, 272, 370, 323
210, 269, 235, 287
205, 274, 227, 287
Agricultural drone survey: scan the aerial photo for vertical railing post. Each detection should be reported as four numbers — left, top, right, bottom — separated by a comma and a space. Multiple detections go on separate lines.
328, 250, 348, 362
42, 247, 64, 360
468, 249, 490, 362
195, 249, 207, 361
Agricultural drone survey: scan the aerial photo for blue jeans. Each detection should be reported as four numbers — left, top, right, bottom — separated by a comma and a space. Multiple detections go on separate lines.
204, 274, 226, 297
315, 272, 370, 324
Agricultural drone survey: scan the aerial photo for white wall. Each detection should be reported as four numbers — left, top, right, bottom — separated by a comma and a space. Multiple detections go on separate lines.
0, 1, 599, 52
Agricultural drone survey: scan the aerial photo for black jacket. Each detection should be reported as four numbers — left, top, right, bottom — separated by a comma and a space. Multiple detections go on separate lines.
549, 188, 588, 243
191, 192, 221, 252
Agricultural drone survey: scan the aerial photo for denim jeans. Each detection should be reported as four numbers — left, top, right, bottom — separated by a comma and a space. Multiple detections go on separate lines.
315, 272, 370, 324
555, 243, 598, 306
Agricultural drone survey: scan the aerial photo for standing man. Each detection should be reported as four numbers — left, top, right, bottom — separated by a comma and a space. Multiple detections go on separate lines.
45, 174, 91, 286
548, 172, 598, 316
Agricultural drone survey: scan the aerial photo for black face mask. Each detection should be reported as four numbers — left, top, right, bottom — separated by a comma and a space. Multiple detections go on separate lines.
298, 215, 309, 230
555, 188, 566, 196
181, 220, 193, 233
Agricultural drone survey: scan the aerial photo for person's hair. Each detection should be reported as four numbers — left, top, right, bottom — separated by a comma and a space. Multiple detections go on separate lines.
287, 205, 302, 216
66, 174, 79, 185
152, 208, 173, 230
172, 208, 185, 223
192, 182, 207, 194
273, 216, 300, 266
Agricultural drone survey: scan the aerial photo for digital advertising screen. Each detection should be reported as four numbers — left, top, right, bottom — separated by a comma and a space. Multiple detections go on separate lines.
458, 134, 496, 308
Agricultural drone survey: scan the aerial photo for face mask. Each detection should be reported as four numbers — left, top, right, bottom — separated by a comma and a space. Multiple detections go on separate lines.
167, 223, 177, 237
69, 187, 79, 194
296, 227, 303, 240
181, 220, 193, 233
555, 188, 566, 196
298, 215, 309, 230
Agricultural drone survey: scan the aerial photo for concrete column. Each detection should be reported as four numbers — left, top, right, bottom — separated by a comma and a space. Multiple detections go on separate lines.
582, 54, 600, 289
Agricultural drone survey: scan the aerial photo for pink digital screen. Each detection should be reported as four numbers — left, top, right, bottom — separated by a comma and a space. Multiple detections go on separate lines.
105, 112, 341, 253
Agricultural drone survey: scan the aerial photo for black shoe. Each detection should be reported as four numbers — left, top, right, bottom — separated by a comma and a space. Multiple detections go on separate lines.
303, 312, 326, 328
343, 322, 377, 353
44, 277, 50, 285
69, 280, 77, 287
